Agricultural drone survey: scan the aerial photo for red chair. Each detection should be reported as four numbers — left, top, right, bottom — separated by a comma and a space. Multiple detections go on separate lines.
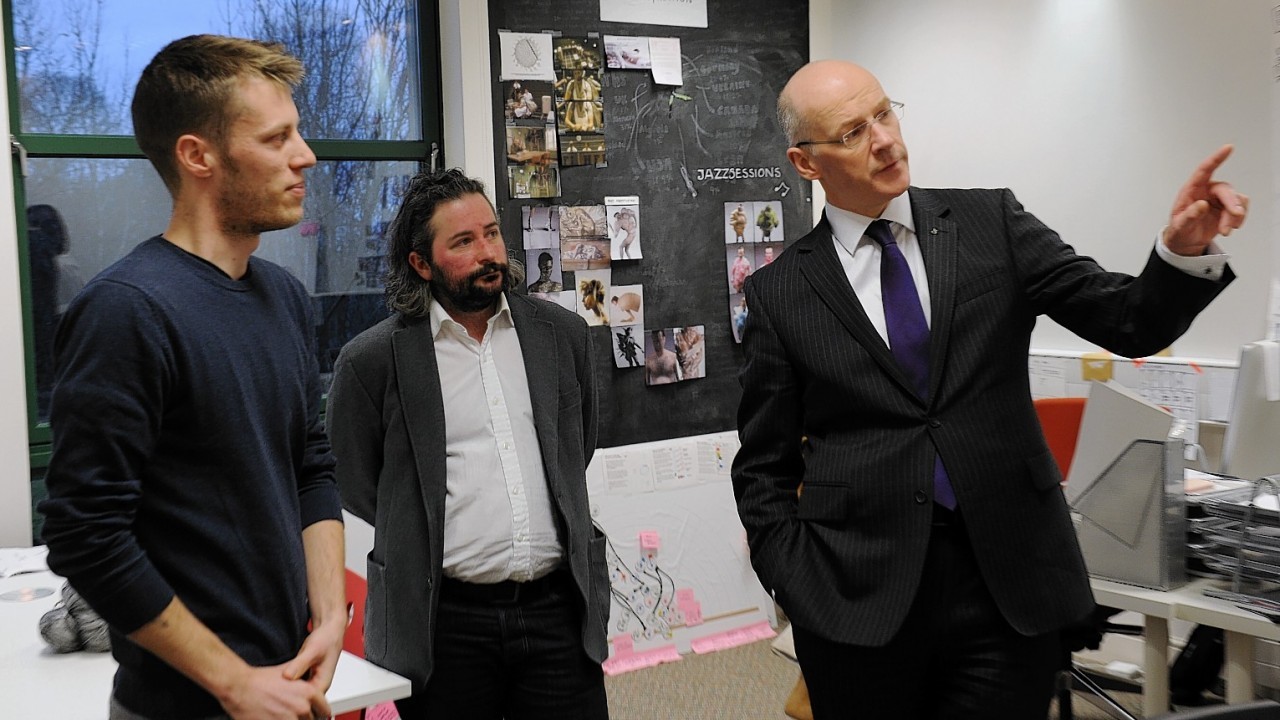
1035, 396, 1144, 719
1033, 396, 1087, 480
337, 569, 369, 720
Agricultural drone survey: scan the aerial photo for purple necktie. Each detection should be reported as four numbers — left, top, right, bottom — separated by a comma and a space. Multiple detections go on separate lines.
866, 219, 957, 510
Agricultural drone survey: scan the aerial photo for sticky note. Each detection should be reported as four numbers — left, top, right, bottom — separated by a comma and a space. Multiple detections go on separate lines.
689, 621, 776, 654
366, 701, 400, 720
675, 588, 696, 605
602, 644, 682, 676
683, 601, 703, 626
1080, 352, 1113, 382
612, 633, 634, 656
639, 530, 660, 551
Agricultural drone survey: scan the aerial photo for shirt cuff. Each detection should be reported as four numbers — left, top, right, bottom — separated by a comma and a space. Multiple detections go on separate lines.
1155, 229, 1229, 282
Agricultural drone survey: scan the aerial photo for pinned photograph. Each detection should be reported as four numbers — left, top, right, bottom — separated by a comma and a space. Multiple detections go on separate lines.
729, 293, 748, 344
754, 200, 783, 243
526, 248, 563, 295
726, 244, 754, 295
508, 163, 560, 200
552, 36, 605, 167
673, 325, 706, 381
562, 238, 609, 270
609, 284, 644, 328
604, 35, 652, 69
506, 125, 553, 165
554, 290, 577, 311
575, 269, 612, 327
505, 123, 560, 200
606, 196, 641, 260
725, 201, 751, 244
644, 328, 680, 386
523, 205, 560, 249
611, 324, 645, 369
756, 241, 783, 269
503, 79, 554, 124
560, 205, 610, 271
498, 31, 555, 81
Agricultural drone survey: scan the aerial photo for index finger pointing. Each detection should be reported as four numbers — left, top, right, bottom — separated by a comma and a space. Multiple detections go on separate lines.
1187, 144, 1234, 186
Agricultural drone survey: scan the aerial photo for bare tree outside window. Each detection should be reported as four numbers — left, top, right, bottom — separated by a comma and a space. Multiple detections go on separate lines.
14, 0, 428, 423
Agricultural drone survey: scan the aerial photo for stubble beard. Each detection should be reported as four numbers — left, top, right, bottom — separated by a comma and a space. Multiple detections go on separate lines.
217, 160, 304, 237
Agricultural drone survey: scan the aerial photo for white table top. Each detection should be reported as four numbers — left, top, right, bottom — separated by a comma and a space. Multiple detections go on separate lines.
1091, 575, 1280, 641
0, 571, 409, 718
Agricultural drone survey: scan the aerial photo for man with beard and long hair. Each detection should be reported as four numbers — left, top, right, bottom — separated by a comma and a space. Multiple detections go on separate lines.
40, 35, 345, 720
327, 168, 609, 720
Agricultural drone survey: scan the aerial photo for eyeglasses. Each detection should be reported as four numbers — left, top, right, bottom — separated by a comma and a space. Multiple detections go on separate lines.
794, 101, 905, 151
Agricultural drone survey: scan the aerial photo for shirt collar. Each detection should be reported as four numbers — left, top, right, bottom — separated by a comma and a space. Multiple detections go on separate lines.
429, 291, 513, 340
825, 192, 916, 249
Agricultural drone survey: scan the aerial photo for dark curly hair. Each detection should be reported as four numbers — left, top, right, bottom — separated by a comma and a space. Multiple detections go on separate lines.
384, 168, 496, 318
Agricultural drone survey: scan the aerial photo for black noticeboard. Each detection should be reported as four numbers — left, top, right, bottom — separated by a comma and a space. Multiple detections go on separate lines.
488, 0, 810, 448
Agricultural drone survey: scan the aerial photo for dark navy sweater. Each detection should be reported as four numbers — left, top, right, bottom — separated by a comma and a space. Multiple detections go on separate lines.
40, 236, 342, 718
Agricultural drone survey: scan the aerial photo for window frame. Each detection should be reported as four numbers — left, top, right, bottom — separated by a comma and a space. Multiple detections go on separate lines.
2, 0, 443, 457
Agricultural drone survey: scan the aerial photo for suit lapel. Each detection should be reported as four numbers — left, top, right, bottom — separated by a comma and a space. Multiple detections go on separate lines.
909, 187, 957, 403
797, 217, 916, 397
391, 318, 448, 556
509, 294, 560, 484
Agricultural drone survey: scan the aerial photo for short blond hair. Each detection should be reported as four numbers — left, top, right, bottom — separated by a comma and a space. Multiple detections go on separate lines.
131, 34, 304, 194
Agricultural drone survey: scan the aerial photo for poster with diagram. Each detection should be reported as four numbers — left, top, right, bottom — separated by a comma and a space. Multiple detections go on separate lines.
587, 431, 776, 673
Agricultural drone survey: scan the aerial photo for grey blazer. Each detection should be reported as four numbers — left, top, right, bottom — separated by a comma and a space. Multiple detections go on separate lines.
328, 292, 608, 691
732, 187, 1233, 646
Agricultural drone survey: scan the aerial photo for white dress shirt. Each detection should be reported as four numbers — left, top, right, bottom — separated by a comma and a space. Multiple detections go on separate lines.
824, 192, 1230, 347
430, 294, 562, 583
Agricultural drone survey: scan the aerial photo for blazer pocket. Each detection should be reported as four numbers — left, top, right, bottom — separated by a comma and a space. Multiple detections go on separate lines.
955, 270, 1008, 306
588, 530, 609, 610
1024, 449, 1065, 492
559, 385, 582, 410
586, 528, 610, 657
796, 483, 852, 523
363, 557, 387, 663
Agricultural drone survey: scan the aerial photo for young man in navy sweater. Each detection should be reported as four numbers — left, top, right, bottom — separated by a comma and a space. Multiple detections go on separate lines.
40, 35, 345, 720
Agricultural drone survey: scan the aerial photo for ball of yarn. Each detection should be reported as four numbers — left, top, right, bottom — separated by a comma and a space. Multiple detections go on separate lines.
39, 581, 111, 653
38, 604, 81, 653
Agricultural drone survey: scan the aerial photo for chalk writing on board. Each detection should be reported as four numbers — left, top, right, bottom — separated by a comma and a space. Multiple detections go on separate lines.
488, 0, 810, 448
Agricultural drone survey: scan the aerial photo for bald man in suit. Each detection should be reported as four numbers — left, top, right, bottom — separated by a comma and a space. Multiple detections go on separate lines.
732, 60, 1246, 719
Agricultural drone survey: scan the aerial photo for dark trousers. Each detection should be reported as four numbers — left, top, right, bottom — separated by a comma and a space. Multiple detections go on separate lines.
395, 575, 608, 720
792, 514, 1060, 720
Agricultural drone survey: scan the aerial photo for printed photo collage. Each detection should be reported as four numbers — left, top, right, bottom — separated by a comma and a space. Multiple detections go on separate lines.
523, 197, 652, 371
500, 29, 676, 198
501, 35, 609, 200
724, 200, 784, 344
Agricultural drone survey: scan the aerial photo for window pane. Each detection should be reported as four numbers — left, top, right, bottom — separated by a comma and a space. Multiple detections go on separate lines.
24, 156, 411, 420
13, 0, 421, 141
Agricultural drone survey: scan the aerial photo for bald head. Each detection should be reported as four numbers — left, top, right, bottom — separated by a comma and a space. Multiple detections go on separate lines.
778, 60, 910, 216
778, 60, 883, 147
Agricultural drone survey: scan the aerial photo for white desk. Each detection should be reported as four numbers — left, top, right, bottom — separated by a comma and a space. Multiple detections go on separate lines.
1090, 576, 1280, 715
0, 571, 410, 717
1089, 577, 1182, 715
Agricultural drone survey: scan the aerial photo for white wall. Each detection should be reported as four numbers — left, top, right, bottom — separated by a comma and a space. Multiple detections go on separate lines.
0, 39, 33, 546
439, 0, 497, 198
814, 0, 1274, 361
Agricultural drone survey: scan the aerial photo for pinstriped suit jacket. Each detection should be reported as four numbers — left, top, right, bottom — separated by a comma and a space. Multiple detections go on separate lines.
732, 186, 1233, 646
